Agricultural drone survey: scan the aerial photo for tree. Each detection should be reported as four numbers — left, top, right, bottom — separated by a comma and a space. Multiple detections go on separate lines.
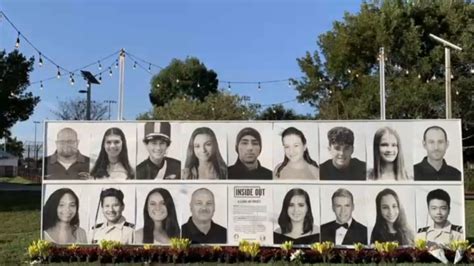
138, 92, 259, 120
256, 104, 314, 120
0, 136, 24, 159
149, 57, 219, 107
293, 0, 474, 159
0, 50, 40, 138
51, 97, 108, 120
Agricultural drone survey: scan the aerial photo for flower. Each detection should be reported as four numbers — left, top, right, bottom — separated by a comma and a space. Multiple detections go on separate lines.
27, 240, 52, 259
170, 237, 191, 252
353, 242, 365, 252
290, 249, 303, 262
280, 240, 294, 253
449, 240, 470, 251
374, 241, 399, 253
310, 241, 334, 254
414, 238, 427, 250
98, 239, 122, 251
238, 240, 260, 258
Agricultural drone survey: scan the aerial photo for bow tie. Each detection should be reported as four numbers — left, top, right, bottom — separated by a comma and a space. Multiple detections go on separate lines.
337, 223, 349, 229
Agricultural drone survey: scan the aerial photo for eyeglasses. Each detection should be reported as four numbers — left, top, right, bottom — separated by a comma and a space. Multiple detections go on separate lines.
56, 140, 77, 145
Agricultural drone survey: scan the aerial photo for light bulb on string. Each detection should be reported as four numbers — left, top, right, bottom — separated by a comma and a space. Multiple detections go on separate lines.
40, 81, 43, 90
38, 53, 43, 67
15, 32, 20, 49
417, 74, 421, 79
175, 79, 180, 84
405, 70, 409, 75
98, 61, 102, 70
133, 61, 137, 69
431, 74, 436, 81
98, 73, 102, 82
355, 73, 359, 78
456, 90, 459, 95
148, 64, 151, 72
272, 107, 276, 114
115, 61, 119, 68
347, 69, 352, 74
156, 83, 160, 88
257, 82, 261, 91
70, 73, 75, 86
228, 82, 231, 91
470, 67, 474, 74
109, 67, 113, 77
56, 66, 61, 79
288, 79, 292, 88
451, 74, 454, 79
197, 82, 200, 88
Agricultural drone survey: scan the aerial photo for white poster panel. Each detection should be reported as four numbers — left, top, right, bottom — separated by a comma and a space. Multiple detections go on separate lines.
179, 184, 228, 244
42, 184, 90, 244
415, 185, 465, 244
272, 185, 320, 245
228, 184, 273, 245
366, 186, 416, 246
272, 122, 320, 180
135, 122, 182, 180
134, 184, 184, 244
365, 121, 414, 181
89, 123, 137, 180
86, 185, 136, 244
180, 123, 228, 179
319, 185, 368, 245
44, 122, 92, 180
412, 120, 463, 181
226, 122, 273, 180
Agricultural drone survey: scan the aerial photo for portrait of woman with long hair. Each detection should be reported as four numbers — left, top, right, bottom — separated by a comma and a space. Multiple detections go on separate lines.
182, 127, 227, 179
370, 188, 414, 245
91, 127, 135, 180
43, 188, 87, 244
274, 188, 320, 244
368, 127, 410, 181
274, 127, 319, 180
134, 188, 180, 244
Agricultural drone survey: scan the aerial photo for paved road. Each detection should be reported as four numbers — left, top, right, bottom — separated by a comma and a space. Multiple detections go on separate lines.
0, 183, 41, 191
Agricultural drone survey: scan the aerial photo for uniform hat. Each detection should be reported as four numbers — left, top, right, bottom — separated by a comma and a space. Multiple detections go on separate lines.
144, 122, 171, 144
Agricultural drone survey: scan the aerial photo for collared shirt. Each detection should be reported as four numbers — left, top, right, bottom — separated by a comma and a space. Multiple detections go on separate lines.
228, 159, 272, 180
416, 222, 463, 245
181, 217, 227, 244
335, 219, 352, 245
414, 157, 461, 181
45, 151, 90, 180
320, 158, 366, 181
136, 157, 181, 180
90, 217, 135, 244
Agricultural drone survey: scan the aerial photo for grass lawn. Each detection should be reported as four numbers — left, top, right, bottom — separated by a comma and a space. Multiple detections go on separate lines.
0, 176, 37, 184
0, 191, 473, 264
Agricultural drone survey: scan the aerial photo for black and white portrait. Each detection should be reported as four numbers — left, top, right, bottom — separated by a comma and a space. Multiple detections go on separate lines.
136, 122, 181, 180
319, 123, 366, 181
412, 121, 462, 181
366, 186, 416, 246
272, 185, 320, 245
180, 185, 228, 244
272, 123, 320, 180
87, 185, 136, 244
319, 186, 368, 245
44, 122, 91, 180
415, 186, 464, 245
180, 123, 228, 180
365, 122, 414, 181
227, 123, 273, 180
134, 184, 183, 244
42, 185, 89, 244
89, 123, 137, 180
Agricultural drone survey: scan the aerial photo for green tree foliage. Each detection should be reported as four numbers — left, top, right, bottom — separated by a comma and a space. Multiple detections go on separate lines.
51, 98, 108, 120
0, 50, 40, 138
0, 137, 24, 159
256, 104, 314, 120
149, 57, 219, 107
294, 0, 473, 120
139, 92, 259, 120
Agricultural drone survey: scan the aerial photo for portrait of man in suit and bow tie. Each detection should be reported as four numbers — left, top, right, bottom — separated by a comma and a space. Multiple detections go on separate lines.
320, 188, 368, 245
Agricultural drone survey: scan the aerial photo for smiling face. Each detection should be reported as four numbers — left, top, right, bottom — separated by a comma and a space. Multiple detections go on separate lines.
428, 199, 450, 226
380, 194, 399, 225
193, 134, 214, 162
146, 138, 168, 162
379, 133, 398, 163
101, 196, 124, 224
57, 193, 77, 223
104, 134, 123, 159
190, 190, 215, 223
287, 195, 308, 223
237, 135, 261, 164
283, 134, 306, 163
329, 143, 353, 169
332, 196, 354, 224
424, 129, 449, 161
147, 192, 168, 222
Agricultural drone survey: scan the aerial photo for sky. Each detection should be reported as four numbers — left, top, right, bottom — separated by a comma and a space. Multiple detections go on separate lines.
1, 0, 362, 142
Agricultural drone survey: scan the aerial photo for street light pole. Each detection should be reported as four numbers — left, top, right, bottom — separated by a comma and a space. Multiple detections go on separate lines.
429, 34, 462, 119
80, 70, 101, 120
104, 100, 117, 120
379, 47, 386, 120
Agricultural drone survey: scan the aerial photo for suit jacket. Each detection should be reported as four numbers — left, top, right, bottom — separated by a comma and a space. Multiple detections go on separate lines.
320, 219, 368, 245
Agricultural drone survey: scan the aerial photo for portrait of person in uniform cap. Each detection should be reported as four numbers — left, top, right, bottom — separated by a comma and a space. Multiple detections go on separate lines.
320, 188, 367, 245
320, 126, 366, 181
228, 127, 272, 180
45, 127, 90, 180
136, 122, 181, 180
90, 188, 135, 244
416, 189, 463, 246
414, 126, 461, 181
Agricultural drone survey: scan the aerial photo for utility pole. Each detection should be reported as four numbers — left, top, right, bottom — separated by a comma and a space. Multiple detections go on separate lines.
34, 121, 40, 171
104, 100, 117, 120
